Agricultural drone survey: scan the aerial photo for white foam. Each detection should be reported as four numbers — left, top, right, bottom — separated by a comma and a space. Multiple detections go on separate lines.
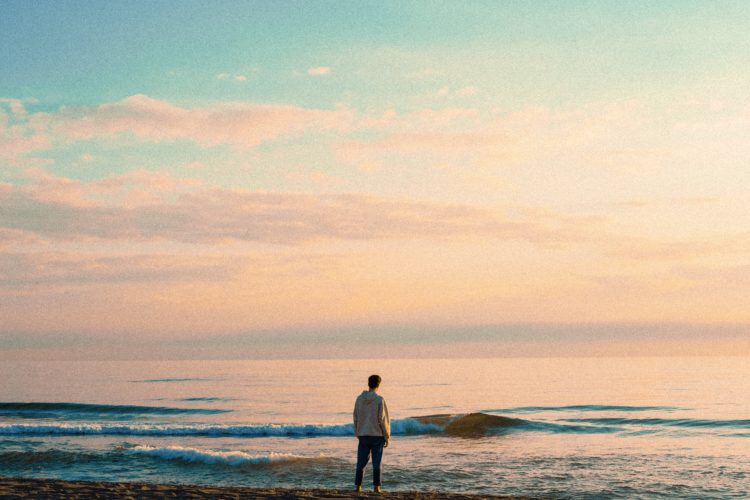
129, 445, 314, 466
0, 422, 348, 436
391, 418, 442, 434
0, 419, 440, 437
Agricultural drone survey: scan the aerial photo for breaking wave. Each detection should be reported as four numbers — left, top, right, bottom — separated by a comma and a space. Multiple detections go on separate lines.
0, 445, 334, 471
1, 410, 742, 439
0, 413, 598, 438
129, 445, 330, 467
0, 418, 439, 438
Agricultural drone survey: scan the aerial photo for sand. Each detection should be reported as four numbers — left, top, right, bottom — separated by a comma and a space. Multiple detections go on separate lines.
0, 476, 544, 499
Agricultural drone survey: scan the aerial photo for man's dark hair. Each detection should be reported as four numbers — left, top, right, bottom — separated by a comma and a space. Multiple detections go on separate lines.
368, 374, 381, 389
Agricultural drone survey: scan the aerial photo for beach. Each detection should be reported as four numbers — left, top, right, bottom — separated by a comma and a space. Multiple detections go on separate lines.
0, 477, 539, 499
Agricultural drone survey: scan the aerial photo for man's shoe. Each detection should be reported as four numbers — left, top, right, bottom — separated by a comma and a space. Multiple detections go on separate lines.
356, 485, 363, 493
374, 486, 382, 493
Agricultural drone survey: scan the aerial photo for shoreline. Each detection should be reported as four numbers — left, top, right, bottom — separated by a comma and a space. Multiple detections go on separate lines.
0, 476, 543, 499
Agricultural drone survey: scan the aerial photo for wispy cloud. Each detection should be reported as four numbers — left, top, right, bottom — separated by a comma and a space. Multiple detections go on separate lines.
307, 66, 331, 76
612, 197, 720, 209
0, 171, 599, 246
217, 73, 248, 82
16, 168, 201, 208
434, 86, 479, 97
0, 227, 45, 250
599, 233, 750, 262
0, 98, 28, 118
456, 86, 479, 96
0, 252, 236, 287
406, 68, 439, 79
35, 94, 350, 149
0, 107, 51, 167
335, 99, 660, 172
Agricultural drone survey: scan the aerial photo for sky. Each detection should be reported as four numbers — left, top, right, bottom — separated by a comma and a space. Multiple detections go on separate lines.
1, 1, 750, 359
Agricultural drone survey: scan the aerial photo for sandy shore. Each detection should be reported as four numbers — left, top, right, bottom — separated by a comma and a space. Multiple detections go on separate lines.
0, 476, 544, 499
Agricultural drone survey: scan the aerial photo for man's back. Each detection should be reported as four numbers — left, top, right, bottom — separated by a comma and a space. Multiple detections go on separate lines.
353, 390, 390, 438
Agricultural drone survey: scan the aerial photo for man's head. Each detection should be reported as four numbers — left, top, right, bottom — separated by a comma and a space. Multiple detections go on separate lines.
368, 374, 381, 389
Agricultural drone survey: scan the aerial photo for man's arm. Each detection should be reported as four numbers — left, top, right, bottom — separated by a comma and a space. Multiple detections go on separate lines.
379, 398, 391, 445
353, 400, 358, 437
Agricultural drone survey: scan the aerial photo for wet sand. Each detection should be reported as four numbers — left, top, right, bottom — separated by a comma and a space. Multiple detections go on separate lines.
0, 476, 544, 499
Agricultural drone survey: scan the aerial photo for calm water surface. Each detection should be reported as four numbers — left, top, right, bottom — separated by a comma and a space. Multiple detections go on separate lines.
1, 358, 748, 499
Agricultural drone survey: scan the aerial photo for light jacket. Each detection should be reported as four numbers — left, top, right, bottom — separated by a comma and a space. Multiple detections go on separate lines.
353, 390, 390, 440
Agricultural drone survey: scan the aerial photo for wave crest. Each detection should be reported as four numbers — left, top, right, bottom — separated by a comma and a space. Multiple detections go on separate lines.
129, 445, 326, 467
0, 414, 522, 438
4, 412, 735, 438
414, 413, 525, 437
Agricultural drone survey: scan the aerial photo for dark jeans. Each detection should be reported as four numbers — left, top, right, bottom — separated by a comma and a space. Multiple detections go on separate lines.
355, 435, 386, 487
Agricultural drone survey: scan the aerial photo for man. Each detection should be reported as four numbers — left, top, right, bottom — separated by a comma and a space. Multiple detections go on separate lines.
353, 374, 390, 493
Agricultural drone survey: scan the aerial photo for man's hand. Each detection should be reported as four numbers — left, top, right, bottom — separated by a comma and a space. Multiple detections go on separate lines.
384, 440, 389, 448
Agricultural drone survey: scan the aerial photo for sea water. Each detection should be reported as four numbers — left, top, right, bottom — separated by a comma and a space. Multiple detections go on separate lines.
1, 357, 748, 498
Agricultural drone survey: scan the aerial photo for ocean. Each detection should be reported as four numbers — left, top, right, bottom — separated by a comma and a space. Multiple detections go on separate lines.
1, 357, 748, 498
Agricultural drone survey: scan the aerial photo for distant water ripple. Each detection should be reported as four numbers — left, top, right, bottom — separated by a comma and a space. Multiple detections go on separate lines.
563, 417, 750, 429
0, 402, 231, 419
485, 405, 684, 413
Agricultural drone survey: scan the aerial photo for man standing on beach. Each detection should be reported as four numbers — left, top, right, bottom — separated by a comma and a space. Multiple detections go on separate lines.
353, 374, 391, 493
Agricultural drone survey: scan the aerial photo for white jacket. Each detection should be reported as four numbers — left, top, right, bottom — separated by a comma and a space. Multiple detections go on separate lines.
353, 390, 390, 440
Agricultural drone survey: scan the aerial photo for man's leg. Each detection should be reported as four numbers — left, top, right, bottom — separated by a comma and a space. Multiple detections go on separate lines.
355, 437, 371, 487
370, 436, 386, 488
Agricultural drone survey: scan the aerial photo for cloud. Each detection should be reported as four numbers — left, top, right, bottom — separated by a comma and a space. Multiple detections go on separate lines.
0, 252, 237, 287
675, 264, 750, 293
600, 233, 750, 262
612, 197, 720, 209
0, 109, 51, 166
15, 168, 201, 208
0, 98, 27, 118
35, 94, 350, 149
406, 68, 439, 79
6, 321, 749, 359
0, 228, 45, 250
335, 107, 516, 170
576, 263, 750, 323
0, 248, 349, 336
0, 172, 598, 246
307, 66, 331, 76
217, 73, 247, 82
456, 86, 479, 96
335, 100, 655, 172
434, 86, 478, 97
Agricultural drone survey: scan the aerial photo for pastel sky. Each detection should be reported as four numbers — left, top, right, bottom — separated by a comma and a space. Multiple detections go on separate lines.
2, 1, 749, 358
